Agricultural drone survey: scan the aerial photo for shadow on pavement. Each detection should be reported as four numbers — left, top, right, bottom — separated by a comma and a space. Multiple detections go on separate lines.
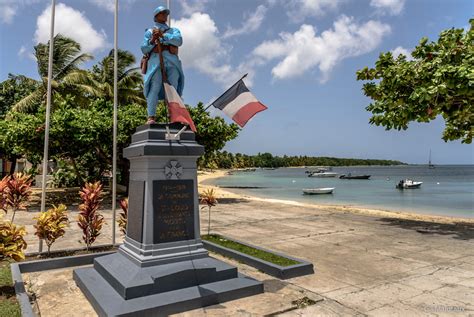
378, 218, 474, 241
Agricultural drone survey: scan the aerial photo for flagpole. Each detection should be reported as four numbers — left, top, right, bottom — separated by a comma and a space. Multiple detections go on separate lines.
111, 0, 118, 245
39, 0, 56, 253
167, 0, 170, 26
204, 73, 248, 111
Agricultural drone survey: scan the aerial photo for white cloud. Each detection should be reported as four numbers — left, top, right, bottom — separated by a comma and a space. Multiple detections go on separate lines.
223, 5, 268, 39
88, 0, 138, 13
282, 0, 346, 22
88, 0, 115, 12
180, 0, 211, 16
253, 15, 391, 81
18, 45, 36, 60
18, 46, 26, 57
0, 5, 16, 24
391, 46, 414, 61
174, 12, 253, 87
34, 3, 107, 53
370, 0, 405, 15
0, 0, 41, 24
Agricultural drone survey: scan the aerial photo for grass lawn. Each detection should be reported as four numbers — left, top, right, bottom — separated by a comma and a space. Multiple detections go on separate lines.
0, 261, 21, 317
202, 234, 300, 267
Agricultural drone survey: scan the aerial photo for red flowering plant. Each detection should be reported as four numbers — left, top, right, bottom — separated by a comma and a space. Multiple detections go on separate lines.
77, 181, 104, 250
118, 198, 128, 236
3, 173, 33, 223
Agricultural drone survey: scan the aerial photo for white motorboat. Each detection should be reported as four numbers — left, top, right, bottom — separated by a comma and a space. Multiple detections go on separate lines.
396, 179, 423, 189
302, 187, 335, 195
307, 168, 338, 178
308, 172, 338, 178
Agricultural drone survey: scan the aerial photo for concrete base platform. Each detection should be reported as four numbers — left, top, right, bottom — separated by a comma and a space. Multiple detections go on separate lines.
73, 254, 263, 317
93, 252, 240, 299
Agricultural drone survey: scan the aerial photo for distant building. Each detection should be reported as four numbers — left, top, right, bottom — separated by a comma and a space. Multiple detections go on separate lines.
0, 152, 29, 178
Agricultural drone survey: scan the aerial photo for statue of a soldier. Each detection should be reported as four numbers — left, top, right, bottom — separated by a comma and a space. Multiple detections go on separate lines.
141, 6, 184, 124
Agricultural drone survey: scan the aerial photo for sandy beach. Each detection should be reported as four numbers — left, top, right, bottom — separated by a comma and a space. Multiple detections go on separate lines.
197, 169, 474, 225
16, 169, 474, 316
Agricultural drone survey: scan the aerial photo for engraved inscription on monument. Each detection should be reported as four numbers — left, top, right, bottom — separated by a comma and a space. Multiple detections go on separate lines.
153, 179, 195, 243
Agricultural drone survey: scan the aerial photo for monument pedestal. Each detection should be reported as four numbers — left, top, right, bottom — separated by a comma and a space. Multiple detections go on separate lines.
74, 124, 263, 316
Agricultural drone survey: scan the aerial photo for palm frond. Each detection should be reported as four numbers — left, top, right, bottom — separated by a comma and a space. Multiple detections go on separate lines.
54, 53, 94, 80
11, 89, 45, 113
119, 67, 141, 82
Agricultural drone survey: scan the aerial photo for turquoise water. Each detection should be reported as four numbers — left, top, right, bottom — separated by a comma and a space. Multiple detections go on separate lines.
205, 166, 474, 218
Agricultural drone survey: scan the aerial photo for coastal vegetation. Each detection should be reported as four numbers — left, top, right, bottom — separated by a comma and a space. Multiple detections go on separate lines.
357, 19, 473, 144
209, 151, 405, 169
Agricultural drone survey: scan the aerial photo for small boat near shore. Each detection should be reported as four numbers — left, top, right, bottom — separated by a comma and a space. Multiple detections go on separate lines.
339, 173, 371, 180
302, 187, 335, 195
234, 168, 256, 172
396, 179, 423, 189
307, 168, 338, 178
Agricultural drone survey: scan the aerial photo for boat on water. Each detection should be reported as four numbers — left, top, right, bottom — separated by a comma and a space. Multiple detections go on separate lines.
396, 179, 423, 189
339, 173, 371, 179
428, 149, 435, 169
307, 168, 338, 178
235, 168, 256, 172
302, 187, 335, 195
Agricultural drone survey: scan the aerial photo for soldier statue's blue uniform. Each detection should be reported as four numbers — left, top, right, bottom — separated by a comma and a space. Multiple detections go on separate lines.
141, 6, 184, 124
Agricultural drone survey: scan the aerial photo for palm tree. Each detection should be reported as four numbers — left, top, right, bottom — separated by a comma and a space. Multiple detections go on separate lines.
91, 49, 145, 106
13, 34, 97, 113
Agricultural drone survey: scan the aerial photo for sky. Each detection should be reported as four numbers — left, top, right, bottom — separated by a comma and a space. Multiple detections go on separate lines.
0, 0, 473, 164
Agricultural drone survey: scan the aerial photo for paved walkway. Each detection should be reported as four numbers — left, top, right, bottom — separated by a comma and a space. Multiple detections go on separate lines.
20, 198, 474, 316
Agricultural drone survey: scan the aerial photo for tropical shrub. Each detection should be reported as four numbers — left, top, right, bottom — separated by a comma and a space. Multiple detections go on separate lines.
0, 219, 27, 261
50, 160, 78, 188
34, 204, 69, 255
77, 182, 104, 250
3, 173, 33, 223
200, 188, 218, 236
118, 198, 128, 236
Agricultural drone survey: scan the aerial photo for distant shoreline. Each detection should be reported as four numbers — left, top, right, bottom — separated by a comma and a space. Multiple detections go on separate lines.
198, 169, 474, 225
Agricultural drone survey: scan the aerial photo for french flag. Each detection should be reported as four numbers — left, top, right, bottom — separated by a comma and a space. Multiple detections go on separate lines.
212, 79, 267, 127
164, 82, 197, 132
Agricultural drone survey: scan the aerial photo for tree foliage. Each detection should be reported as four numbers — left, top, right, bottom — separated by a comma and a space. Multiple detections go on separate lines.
210, 151, 405, 168
0, 74, 39, 117
0, 96, 146, 185
13, 34, 95, 113
357, 19, 473, 144
91, 49, 145, 106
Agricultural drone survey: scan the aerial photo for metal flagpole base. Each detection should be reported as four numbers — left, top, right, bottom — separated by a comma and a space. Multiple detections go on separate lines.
165, 124, 187, 141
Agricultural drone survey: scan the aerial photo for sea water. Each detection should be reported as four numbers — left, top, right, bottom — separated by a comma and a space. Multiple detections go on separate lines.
205, 165, 474, 218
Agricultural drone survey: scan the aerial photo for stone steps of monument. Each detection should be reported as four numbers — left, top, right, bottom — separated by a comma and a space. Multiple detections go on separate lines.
93, 253, 239, 300
74, 265, 263, 317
